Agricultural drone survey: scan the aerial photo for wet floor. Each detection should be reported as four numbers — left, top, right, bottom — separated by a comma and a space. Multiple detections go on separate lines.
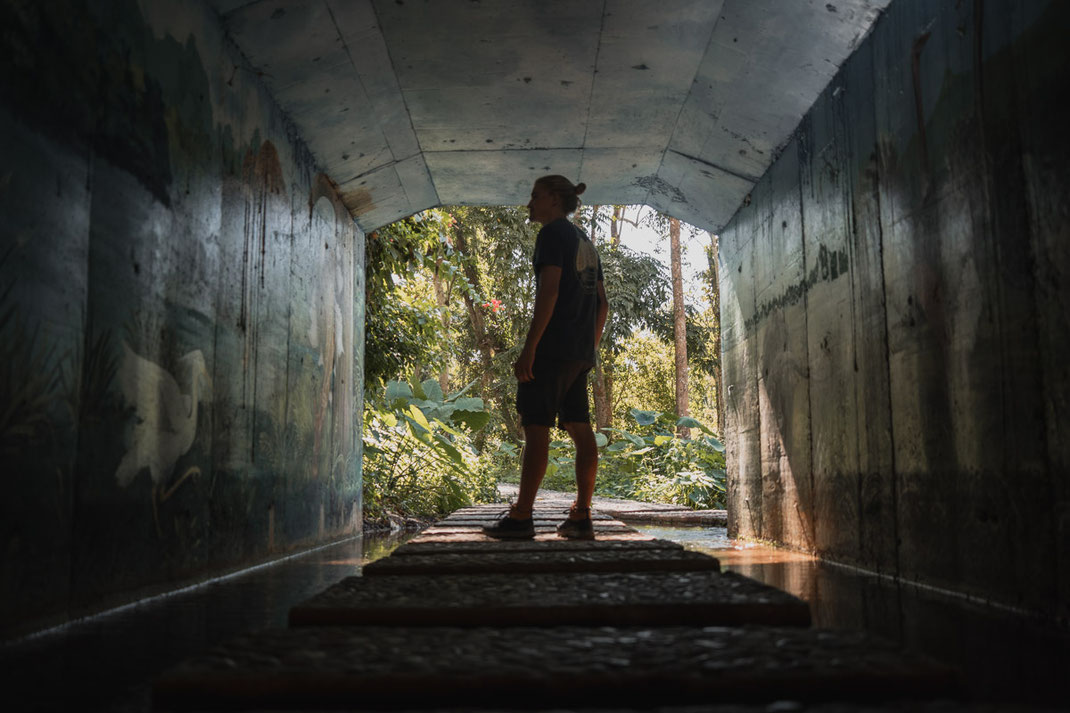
0, 531, 415, 712
3, 525, 1067, 711
638, 525, 1070, 706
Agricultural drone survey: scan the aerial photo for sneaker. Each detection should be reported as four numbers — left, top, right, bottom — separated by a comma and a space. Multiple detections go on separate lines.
556, 505, 595, 540
483, 510, 535, 539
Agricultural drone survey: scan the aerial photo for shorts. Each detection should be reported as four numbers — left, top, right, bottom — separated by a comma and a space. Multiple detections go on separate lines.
516, 357, 592, 428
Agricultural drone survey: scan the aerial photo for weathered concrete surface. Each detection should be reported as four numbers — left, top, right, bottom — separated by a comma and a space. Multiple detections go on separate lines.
413, 502, 642, 539
0, 0, 364, 638
609, 509, 728, 526
362, 548, 721, 577
495, 483, 729, 526
392, 539, 683, 556
206, 0, 891, 232
289, 571, 811, 628
152, 624, 958, 710
719, 0, 1070, 617
409, 530, 658, 545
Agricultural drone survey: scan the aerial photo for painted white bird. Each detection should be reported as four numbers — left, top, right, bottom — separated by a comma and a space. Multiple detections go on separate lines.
115, 341, 212, 535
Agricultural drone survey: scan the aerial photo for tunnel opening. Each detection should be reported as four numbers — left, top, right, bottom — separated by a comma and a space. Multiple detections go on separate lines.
360, 203, 726, 532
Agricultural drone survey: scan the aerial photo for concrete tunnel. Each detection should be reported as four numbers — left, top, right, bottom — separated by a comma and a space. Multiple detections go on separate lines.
0, 0, 1067, 651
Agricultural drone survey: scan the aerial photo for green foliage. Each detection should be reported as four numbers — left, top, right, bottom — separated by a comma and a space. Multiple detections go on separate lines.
362, 204, 723, 518
364, 211, 481, 386
533, 409, 726, 509
598, 245, 670, 354
611, 332, 675, 419
647, 303, 719, 378
362, 376, 497, 522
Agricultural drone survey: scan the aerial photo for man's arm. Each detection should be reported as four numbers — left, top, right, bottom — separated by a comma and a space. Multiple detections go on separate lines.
594, 279, 609, 348
514, 265, 561, 382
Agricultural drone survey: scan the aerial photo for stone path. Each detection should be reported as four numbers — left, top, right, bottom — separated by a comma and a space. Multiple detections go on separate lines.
289, 571, 812, 627
152, 498, 961, 711
496, 483, 729, 526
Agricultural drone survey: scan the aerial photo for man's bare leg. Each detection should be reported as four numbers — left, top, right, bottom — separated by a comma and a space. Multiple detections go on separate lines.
512, 424, 550, 517
564, 421, 597, 516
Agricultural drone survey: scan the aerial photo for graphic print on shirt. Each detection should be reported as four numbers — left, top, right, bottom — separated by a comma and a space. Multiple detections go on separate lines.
575, 228, 600, 294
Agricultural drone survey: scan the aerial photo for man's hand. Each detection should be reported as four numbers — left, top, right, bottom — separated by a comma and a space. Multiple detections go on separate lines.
514, 347, 536, 383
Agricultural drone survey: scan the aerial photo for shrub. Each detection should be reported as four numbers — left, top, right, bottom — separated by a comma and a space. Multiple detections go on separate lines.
534, 409, 726, 509
363, 377, 497, 523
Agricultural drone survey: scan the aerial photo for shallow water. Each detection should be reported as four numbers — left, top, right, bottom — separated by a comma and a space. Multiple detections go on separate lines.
636, 524, 734, 550
2, 530, 419, 712
6, 524, 1065, 710
639, 525, 1070, 705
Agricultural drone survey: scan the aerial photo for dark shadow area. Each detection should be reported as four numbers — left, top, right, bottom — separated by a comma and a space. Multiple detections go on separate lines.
0, 532, 413, 713
646, 525, 1070, 706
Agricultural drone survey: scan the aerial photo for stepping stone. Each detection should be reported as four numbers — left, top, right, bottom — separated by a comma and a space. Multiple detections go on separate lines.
417, 523, 638, 537
438, 514, 620, 524
392, 538, 684, 556
442, 508, 617, 521
438, 518, 618, 527
361, 548, 720, 576
441, 510, 618, 519
407, 530, 656, 544
288, 571, 811, 628
153, 625, 959, 710
613, 509, 729, 526
422, 523, 636, 534
432, 518, 616, 527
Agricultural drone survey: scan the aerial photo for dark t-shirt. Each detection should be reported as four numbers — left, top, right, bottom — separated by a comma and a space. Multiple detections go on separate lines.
532, 217, 604, 363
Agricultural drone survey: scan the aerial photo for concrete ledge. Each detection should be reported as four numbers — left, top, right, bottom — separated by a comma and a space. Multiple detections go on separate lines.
153, 625, 959, 710
408, 531, 657, 544
361, 549, 721, 576
493, 484, 728, 527
289, 571, 810, 628
392, 538, 683, 556
611, 509, 729, 527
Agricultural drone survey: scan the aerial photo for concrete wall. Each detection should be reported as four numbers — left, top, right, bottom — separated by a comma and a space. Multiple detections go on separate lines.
720, 0, 1068, 616
0, 0, 365, 638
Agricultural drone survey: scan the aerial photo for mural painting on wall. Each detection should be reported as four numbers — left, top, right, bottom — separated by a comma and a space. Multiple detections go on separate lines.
216, 144, 359, 524
114, 341, 211, 536
0, 0, 366, 636
305, 175, 356, 492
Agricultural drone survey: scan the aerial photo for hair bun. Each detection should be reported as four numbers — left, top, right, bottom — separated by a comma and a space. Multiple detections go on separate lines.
574, 182, 587, 196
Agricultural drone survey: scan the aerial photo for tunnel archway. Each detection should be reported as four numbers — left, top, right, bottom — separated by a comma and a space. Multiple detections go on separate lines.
211, 0, 1069, 618
0, 0, 1066, 640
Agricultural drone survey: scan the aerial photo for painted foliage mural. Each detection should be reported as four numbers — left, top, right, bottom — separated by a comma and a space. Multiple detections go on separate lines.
0, 0, 365, 637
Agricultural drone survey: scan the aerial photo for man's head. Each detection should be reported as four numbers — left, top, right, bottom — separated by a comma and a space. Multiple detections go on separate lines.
528, 175, 586, 224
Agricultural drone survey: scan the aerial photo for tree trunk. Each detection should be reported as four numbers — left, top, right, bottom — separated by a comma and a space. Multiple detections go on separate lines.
610, 206, 624, 248
432, 267, 450, 394
452, 225, 495, 450
588, 210, 611, 432
669, 217, 690, 438
500, 393, 521, 441
708, 232, 724, 438
592, 350, 612, 431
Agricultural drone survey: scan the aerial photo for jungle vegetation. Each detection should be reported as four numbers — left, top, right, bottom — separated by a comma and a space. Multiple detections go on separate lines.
362, 205, 725, 525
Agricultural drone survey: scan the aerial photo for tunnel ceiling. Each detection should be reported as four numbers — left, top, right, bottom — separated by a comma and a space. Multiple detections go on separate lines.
210, 0, 889, 233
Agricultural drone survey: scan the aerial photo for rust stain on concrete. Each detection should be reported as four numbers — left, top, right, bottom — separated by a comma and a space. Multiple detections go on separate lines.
308, 173, 347, 223
342, 187, 376, 217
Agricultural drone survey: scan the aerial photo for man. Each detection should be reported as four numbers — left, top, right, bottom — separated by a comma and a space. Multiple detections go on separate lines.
484, 175, 609, 540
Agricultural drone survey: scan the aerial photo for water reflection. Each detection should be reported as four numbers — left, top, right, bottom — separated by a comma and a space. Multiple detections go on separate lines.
359, 528, 418, 565
2, 530, 418, 712
640, 525, 1070, 706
